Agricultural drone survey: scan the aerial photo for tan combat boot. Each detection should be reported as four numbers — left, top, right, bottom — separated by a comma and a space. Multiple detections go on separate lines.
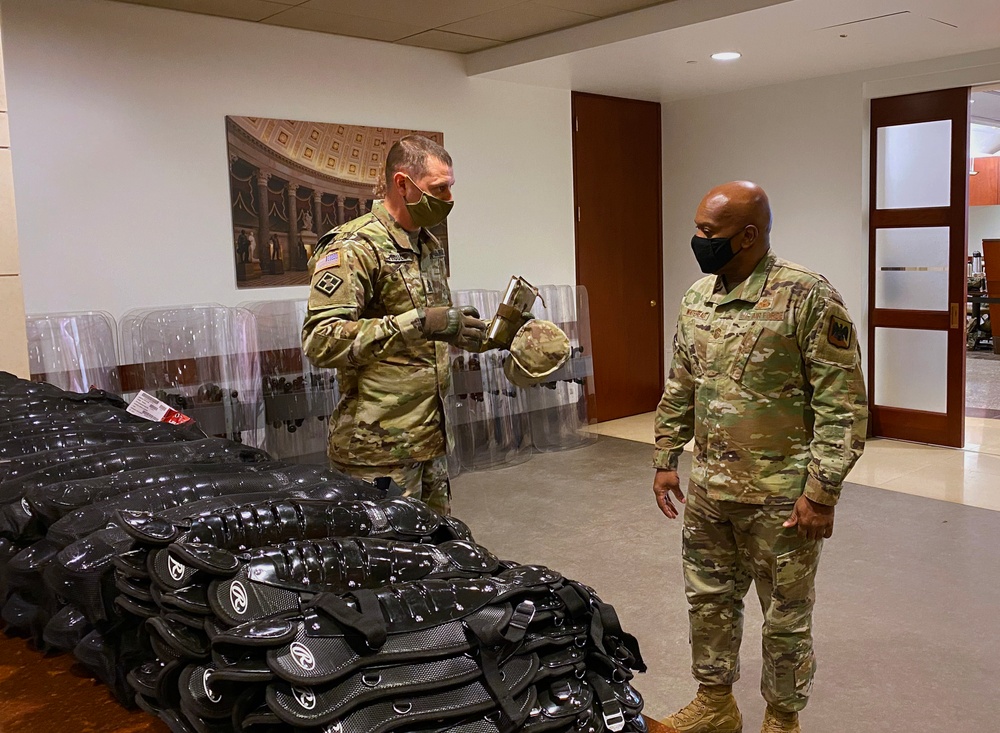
664, 684, 743, 733
760, 705, 800, 733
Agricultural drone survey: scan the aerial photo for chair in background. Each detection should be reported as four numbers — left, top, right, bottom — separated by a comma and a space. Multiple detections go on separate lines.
982, 239, 1000, 354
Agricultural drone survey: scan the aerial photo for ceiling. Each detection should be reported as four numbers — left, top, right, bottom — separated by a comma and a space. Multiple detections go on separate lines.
104, 0, 1000, 102
470, 0, 1000, 101
106, 0, 679, 53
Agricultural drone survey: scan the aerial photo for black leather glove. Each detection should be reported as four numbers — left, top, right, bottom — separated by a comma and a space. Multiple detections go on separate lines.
420, 306, 487, 352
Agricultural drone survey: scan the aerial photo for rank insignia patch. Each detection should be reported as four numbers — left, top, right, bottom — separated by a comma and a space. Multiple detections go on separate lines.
314, 271, 343, 297
828, 315, 852, 349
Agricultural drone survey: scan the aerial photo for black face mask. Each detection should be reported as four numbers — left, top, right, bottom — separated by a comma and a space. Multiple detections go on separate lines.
690, 231, 742, 274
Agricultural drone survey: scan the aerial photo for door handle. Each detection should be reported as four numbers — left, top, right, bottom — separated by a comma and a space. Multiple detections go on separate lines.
650, 300, 657, 307
951, 302, 960, 329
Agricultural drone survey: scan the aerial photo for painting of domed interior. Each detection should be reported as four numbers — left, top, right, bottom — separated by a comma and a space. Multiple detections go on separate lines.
227, 116, 447, 288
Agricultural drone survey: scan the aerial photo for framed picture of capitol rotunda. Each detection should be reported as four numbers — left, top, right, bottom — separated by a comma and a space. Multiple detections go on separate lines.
226, 116, 447, 288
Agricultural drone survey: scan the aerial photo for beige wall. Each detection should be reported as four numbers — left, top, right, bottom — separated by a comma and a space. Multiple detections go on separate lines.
0, 7, 29, 378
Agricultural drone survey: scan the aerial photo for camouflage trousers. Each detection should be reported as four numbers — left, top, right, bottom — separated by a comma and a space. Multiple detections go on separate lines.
682, 483, 823, 712
332, 454, 451, 515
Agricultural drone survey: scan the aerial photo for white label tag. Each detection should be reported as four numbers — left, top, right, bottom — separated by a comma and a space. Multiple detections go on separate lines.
126, 390, 193, 425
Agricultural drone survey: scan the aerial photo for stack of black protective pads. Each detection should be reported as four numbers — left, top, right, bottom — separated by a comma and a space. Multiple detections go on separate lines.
0, 371, 648, 733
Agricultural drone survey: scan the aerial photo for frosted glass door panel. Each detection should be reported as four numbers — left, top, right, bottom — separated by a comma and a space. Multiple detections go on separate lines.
874, 328, 948, 412
874, 227, 950, 311
876, 120, 952, 209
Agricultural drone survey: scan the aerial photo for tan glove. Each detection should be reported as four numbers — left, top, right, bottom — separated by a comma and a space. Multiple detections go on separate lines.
420, 306, 487, 352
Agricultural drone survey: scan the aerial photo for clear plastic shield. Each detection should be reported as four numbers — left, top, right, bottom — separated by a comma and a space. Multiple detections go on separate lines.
242, 299, 338, 464
445, 289, 533, 472
523, 285, 598, 452
26, 311, 121, 394
121, 305, 265, 447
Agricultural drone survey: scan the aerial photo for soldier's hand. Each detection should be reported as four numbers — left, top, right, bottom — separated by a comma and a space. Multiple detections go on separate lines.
653, 469, 685, 519
783, 495, 834, 540
421, 306, 487, 352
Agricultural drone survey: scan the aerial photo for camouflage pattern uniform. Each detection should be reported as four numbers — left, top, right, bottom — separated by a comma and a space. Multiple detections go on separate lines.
654, 251, 868, 712
302, 201, 453, 514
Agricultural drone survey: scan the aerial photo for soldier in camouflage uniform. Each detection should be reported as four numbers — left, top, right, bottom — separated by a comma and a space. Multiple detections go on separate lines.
302, 135, 486, 515
653, 182, 868, 733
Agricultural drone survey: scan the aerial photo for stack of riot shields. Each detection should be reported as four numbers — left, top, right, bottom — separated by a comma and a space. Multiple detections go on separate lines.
242, 299, 339, 464
445, 286, 598, 472
119, 305, 265, 448
26, 310, 121, 394
528, 285, 598, 452
446, 289, 534, 472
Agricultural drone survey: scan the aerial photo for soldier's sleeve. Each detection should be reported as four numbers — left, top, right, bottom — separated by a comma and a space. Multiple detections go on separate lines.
653, 311, 697, 471
796, 282, 869, 506
301, 236, 425, 369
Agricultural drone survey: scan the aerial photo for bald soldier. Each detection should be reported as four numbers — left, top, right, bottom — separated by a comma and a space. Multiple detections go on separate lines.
654, 182, 867, 733
302, 135, 485, 515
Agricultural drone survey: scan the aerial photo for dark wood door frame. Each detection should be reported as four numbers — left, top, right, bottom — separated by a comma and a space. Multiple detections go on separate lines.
868, 87, 969, 447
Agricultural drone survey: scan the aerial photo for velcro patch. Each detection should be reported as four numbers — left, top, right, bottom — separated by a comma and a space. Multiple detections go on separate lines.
314, 251, 340, 273
430, 250, 447, 260
314, 271, 343, 297
828, 315, 852, 349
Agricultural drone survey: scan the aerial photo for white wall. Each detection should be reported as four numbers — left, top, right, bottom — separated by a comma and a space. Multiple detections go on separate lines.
969, 205, 1000, 256
1, 0, 575, 320
661, 72, 868, 340
661, 49, 1000, 367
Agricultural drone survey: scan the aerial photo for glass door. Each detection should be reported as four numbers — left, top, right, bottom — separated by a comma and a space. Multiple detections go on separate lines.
868, 88, 969, 447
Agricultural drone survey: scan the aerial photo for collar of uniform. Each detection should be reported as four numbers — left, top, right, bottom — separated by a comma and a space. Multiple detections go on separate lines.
371, 200, 420, 253
716, 251, 776, 306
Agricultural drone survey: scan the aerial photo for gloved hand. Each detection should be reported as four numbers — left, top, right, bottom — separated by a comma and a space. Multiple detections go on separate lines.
420, 306, 487, 352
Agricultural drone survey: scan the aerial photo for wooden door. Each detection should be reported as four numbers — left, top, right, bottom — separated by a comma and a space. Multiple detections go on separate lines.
868, 87, 969, 447
970, 156, 1000, 206
572, 92, 663, 422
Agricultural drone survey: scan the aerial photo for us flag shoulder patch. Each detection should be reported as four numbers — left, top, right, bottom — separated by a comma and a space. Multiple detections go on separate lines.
314, 250, 341, 273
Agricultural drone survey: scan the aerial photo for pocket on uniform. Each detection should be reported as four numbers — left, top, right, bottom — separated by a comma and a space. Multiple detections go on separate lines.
730, 325, 801, 397
773, 541, 822, 602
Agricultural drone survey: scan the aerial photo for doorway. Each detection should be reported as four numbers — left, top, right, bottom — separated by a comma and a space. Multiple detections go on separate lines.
572, 92, 663, 423
965, 84, 1000, 452
867, 87, 969, 448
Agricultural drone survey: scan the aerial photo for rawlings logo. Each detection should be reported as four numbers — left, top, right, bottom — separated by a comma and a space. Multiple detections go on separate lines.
292, 686, 316, 710
203, 669, 222, 703
20, 497, 30, 515
168, 555, 186, 581
290, 641, 316, 671
230, 581, 248, 615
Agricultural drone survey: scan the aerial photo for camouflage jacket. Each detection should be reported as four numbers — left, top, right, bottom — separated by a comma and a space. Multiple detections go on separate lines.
301, 201, 452, 466
653, 252, 868, 506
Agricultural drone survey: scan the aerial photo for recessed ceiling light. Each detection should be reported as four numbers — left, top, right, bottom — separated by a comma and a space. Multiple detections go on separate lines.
711, 51, 742, 61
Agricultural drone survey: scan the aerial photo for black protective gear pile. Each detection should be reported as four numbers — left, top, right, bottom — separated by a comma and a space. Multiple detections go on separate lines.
0, 372, 647, 733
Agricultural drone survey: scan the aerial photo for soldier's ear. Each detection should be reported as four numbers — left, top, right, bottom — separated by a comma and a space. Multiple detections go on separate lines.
742, 225, 758, 249
392, 171, 409, 197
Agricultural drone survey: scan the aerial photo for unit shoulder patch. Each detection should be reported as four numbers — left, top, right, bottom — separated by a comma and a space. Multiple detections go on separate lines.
827, 315, 853, 349
314, 271, 343, 297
